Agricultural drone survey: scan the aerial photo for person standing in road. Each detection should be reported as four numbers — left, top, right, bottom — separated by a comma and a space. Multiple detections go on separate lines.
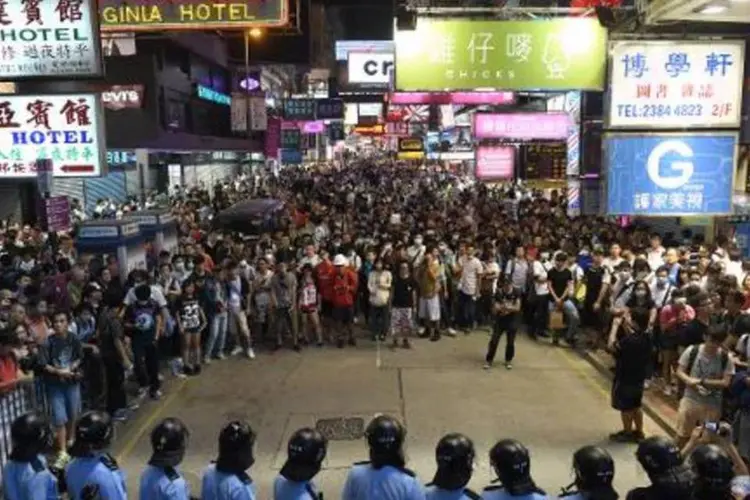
484, 275, 521, 370
139, 417, 191, 500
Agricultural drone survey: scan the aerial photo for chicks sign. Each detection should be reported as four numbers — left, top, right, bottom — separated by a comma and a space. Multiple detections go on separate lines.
98, 0, 288, 31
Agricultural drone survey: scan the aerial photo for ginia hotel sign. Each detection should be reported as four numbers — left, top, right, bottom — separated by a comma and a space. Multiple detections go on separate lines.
99, 0, 289, 31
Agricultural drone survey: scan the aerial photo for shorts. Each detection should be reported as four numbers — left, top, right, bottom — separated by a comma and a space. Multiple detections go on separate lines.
418, 296, 441, 322
333, 306, 354, 325
391, 308, 413, 335
659, 332, 681, 351
675, 397, 721, 438
321, 300, 333, 318
47, 383, 81, 426
611, 376, 644, 412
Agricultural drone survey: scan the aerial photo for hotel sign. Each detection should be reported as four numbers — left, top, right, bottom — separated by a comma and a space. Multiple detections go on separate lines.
98, 0, 289, 31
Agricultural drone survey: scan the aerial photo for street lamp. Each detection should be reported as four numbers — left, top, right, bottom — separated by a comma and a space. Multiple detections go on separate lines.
248, 28, 264, 39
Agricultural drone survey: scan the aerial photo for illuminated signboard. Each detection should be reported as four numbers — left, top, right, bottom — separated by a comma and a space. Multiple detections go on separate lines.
398, 137, 424, 153
98, 0, 289, 31
197, 85, 231, 106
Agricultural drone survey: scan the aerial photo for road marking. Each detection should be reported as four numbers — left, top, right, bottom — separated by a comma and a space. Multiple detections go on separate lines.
556, 347, 612, 399
115, 378, 189, 463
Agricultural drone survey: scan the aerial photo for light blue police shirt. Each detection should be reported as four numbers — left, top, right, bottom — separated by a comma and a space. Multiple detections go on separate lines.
480, 486, 549, 500
139, 464, 190, 500
342, 463, 426, 500
2, 455, 58, 500
274, 474, 320, 500
65, 452, 127, 500
424, 484, 478, 500
201, 464, 256, 500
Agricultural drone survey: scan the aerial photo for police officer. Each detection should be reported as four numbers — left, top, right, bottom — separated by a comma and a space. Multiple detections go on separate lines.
140, 417, 193, 500
689, 444, 735, 500
560, 445, 618, 500
626, 436, 693, 500
482, 440, 547, 500
2, 411, 59, 499
273, 427, 327, 500
425, 433, 480, 500
201, 420, 257, 500
341, 414, 425, 500
65, 410, 127, 500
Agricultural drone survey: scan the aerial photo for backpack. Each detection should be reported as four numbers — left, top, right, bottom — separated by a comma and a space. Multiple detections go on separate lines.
685, 344, 729, 376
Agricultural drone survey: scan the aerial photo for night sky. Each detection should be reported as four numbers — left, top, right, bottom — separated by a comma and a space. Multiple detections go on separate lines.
339, 6, 394, 40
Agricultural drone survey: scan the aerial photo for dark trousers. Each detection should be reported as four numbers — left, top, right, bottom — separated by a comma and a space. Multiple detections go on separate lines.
531, 296, 550, 336
132, 335, 160, 393
486, 318, 517, 364
457, 291, 476, 330
81, 345, 106, 410
103, 356, 127, 414
477, 292, 494, 326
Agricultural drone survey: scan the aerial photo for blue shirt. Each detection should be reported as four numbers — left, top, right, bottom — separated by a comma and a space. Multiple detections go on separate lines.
2, 456, 58, 500
273, 475, 320, 500
139, 465, 190, 500
342, 464, 426, 500
65, 453, 127, 500
480, 487, 548, 500
201, 464, 256, 500
424, 485, 476, 500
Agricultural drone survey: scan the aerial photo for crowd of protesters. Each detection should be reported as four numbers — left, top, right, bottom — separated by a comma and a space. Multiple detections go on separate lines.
4, 160, 750, 493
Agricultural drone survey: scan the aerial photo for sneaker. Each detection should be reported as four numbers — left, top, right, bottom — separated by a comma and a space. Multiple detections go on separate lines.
170, 358, 183, 377
429, 334, 440, 342
608, 430, 632, 442
136, 387, 148, 399
663, 386, 673, 396
418, 327, 426, 335
402, 339, 411, 349
246, 348, 256, 359
505, 362, 513, 370
216, 353, 226, 360
643, 379, 651, 390
231, 346, 242, 356
52, 451, 71, 470
293, 344, 301, 352
483, 363, 491, 370
112, 409, 131, 422
150, 390, 162, 400
183, 366, 194, 376
194, 365, 202, 375
632, 431, 646, 442
202, 356, 211, 366
446, 328, 458, 337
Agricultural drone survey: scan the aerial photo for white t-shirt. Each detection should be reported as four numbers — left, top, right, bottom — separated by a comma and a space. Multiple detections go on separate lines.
532, 260, 550, 296
458, 256, 483, 296
647, 247, 665, 271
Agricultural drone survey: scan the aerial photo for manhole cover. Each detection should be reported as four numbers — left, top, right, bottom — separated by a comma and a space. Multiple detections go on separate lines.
315, 417, 365, 441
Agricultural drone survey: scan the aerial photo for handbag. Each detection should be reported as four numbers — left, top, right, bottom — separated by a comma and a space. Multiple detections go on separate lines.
549, 310, 565, 330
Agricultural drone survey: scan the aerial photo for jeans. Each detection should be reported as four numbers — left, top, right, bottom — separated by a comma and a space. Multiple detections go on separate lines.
486, 318, 517, 364
369, 305, 389, 339
47, 383, 81, 426
206, 311, 228, 357
132, 334, 160, 393
548, 299, 580, 342
457, 291, 476, 330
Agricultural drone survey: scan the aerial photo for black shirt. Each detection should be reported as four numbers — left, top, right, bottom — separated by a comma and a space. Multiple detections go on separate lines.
584, 265, 607, 303
547, 267, 572, 301
175, 296, 202, 331
679, 318, 710, 347
493, 286, 521, 319
614, 329, 653, 383
392, 275, 417, 309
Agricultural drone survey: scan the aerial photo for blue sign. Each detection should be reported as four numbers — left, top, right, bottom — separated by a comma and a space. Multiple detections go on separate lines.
606, 133, 736, 215
280, 149, 302, 165
735, 223, 750, 258
196, 85, 231, 106
107, 150, 135, 165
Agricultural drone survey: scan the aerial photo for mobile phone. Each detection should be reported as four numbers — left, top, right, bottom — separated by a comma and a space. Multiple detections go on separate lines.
704, 421, 719, 433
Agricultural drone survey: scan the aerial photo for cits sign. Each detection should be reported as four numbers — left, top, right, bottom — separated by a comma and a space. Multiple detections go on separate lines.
394, 18, 607, 91
99, 0, 289, 31
102, 85, 144, 110
0, 94, 105, 178
348, 52, 394, 85
0, 0, 102, 79
196, 85, 231, 106
606, 133, 737, 215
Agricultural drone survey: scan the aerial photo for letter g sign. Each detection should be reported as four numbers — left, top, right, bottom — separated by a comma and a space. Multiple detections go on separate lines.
646, 140, 694, 190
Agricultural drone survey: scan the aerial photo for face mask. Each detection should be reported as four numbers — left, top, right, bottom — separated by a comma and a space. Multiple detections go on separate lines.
414, 238, 423, 246
657, 277, 668, 286
635, 290, 647, 298
579, 250, 590, 256
620, 271, 631, 279
675, 298, 688, 306
540, 253, 550, 261
186, 262, 194, 270
175, 262, 185, 271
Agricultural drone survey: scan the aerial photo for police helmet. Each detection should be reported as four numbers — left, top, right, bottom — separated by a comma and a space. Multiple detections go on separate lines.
149, 417, 189, 468
571, 445, 617, 499
280, 428, 328, 482
489, 440, 542, 496
690, 444, 734, 495
70, 411, 113, 456
432, 433, 475, 491
217, 420, 256, 471
365, 415, 406, 469
9, 411, 53, 460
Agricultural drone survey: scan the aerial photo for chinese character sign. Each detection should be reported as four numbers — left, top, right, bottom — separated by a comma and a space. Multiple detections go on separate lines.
608, 41, 745, 129
0, 94, 104, 178
606, 133, 737, 215
282, 98, 316, 121
394, 18, 607, 91
0, 0, 102, 78
473, 113, 572, 141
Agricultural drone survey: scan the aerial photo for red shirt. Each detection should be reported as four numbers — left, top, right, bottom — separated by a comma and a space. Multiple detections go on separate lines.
331, 268, 358, 308
0, 354, 18, 395
316, 261, 335, 301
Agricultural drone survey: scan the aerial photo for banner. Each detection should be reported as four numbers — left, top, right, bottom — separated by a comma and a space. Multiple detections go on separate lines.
473, 113, 572, 141
249, 95, 267, 131
2, 0, 102, 78
280, 149, 302, 165
102, 85, 145, 110
230, 93, 247, 132
347, 52, 394, 84
606, 133, 737, 215
99, 0, 289, 31
282, 99, 316, 121
264, 117, 281, 159
395, 18, 607, 91
476, 146, 515, 180
281, 129, 301, 149
608, 41, 745, 129
315, 99, 344, 120
0, 94, 105, 178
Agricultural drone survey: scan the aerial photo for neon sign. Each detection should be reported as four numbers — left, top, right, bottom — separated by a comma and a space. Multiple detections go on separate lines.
197, 85, 231, 106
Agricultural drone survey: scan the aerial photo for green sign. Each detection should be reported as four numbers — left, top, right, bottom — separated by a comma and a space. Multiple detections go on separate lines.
395, 19, 607, 91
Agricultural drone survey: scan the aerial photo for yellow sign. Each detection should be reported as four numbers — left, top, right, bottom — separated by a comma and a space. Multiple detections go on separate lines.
353, 125, 385, 135
99, 0, 289, 31
398, 138, 424, 152
397, 151, 425, 160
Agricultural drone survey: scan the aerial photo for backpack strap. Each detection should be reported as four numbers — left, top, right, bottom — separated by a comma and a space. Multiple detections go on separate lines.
660, 284, 673, 308
687, 345, 699, 375
739, 333, 750, 358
